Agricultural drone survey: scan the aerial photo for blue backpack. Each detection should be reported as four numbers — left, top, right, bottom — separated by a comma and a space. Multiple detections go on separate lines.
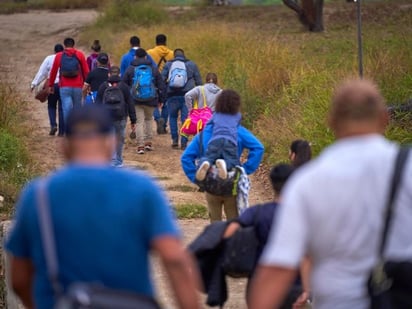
60, 52, 80, 78
131, 65, 157, 102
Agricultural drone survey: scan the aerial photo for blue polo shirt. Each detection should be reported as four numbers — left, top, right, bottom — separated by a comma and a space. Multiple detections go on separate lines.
6, 164, 179, 309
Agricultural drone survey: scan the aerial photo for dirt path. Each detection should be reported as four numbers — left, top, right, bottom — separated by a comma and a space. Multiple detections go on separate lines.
0, 10, 271, 308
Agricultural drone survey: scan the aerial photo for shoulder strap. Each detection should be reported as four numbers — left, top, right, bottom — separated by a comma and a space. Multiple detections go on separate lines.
378, 147, 410, 256
36, 180, 63, 297
157, 56, 166, 67
200, 86, 206, 106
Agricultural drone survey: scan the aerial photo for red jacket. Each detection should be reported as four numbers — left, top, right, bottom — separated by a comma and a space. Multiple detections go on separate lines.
49, 48, 89, 88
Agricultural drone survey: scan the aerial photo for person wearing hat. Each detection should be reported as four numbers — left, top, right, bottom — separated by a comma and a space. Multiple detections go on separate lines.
31, 43, 65, 136
123, 48, 166, 155
83, 52, 110, 99
5, 104, 201, 309
96, 66, 137, 167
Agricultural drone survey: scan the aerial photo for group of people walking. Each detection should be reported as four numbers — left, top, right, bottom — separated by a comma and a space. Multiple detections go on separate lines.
15, 33, 412, 309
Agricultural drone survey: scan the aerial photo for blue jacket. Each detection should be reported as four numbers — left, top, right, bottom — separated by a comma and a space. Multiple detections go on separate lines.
120, 48, 156, 76
181, 123, 264, 183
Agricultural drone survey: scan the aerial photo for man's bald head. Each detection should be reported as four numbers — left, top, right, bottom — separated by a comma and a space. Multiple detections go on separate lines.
329, 79, 388, 138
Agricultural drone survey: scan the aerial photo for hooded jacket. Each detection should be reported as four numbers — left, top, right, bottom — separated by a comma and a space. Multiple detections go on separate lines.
48, 48, 89, 89
120, 48, 156, 77
147, 45, 174, 73
185, 83, 222, 112
181, 123, 264, 183
161, 56, 203, 97
122, 58, 166, 107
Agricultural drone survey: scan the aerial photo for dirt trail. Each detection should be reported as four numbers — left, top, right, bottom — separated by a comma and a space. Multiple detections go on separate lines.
0, 10, 271, 308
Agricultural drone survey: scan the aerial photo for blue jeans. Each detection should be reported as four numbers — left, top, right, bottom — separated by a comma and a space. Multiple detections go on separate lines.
201, 138, 240, 171
48, 84, 64, 135
112, 119, 126, 167
153, 103, 168, 128
59, 87, 83, 130
167, 96, 188, 145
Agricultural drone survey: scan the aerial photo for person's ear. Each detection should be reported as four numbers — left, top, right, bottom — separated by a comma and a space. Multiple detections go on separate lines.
379, 109, 390, 133
61, 138, 71, 160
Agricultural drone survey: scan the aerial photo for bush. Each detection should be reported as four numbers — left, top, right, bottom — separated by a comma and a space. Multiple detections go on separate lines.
0, 130, 28, 172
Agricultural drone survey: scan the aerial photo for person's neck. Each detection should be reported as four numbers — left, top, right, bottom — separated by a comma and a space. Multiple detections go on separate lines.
335, 126, 382, 140
71, 155, 109, 166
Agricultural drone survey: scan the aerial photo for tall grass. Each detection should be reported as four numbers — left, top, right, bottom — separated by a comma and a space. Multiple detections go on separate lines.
82, 2, 412, 162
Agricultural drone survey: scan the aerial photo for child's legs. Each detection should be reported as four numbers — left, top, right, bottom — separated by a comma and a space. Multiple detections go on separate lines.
221, 140, 240, 170
203, 139, 225, 165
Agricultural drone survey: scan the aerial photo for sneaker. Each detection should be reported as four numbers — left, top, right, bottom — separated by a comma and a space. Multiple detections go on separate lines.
49, 127, 57, 136
172, 141, 179, 149
144, 142, 153, 151
216, 159, 228, 179
137, 147, 145, 155
156, 118, 166, 135
196, 161, 210, 181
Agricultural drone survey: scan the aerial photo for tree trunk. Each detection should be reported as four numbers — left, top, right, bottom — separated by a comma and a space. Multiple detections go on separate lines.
282, 0, 324, 32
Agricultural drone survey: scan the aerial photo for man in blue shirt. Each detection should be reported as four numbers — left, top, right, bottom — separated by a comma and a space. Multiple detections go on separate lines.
6, 105, 201, 309
120, 36, 156, 76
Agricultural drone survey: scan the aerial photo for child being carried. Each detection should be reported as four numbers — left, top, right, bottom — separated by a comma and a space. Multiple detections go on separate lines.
196, 90, 242, 181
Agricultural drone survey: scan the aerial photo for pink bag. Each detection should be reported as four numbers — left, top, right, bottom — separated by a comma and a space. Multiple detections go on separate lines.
180, 106, 212, 137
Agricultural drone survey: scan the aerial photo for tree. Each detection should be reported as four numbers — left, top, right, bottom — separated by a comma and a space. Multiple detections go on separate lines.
282, 0, 325, 32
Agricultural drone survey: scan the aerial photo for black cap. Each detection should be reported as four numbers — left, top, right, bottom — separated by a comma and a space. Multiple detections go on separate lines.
97, 52, 109, 65
135, 48, 147, 58
108, 75, 121, 83
54, 44, 64, 53
66, 105, 113, 138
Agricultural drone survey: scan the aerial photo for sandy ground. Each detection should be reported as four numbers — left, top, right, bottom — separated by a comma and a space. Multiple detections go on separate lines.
0, 10, 272, 308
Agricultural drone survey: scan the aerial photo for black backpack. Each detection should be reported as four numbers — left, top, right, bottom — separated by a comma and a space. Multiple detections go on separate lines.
103, 83, 126, 119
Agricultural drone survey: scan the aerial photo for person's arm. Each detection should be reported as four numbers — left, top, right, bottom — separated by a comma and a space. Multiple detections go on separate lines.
8, 256, 34, 309
31, 56, 50, 90
181, 135, 201, 183
184, 87, 199, 111
161, 62, 170, 83
122, 83, 136, 125
154, 70, 166, 103
48, 53, 61, 90
120, 54, 128, 77
238, 127, 265, 174
250, 265, 298, 309
152, 237, 201, 309
122, 67, 132, 87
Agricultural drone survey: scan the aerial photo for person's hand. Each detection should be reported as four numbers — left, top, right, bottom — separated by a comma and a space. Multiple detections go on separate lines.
158, 103, 163, 109
48, 87, 54, 95
292, 291, 311, 309
131, 123, 136, 131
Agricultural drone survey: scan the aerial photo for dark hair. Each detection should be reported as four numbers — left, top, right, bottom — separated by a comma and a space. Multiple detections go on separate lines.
215, 89, 241, 115
205, 73, 218, 84
130, 36, 140, 47
54, 44, 64, 53
290, 140, 312, 168
135, 48, 147, 58
270, 164, 294, 195
156, 34, 167, 45
91, 40, 101, 52
174, 48, 185, 57
109, 66, 120, 76
63, 38, 75, 47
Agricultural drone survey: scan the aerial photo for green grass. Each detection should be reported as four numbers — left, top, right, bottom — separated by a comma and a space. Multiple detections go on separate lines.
175, 203, 209, 219
82, 1, 412, 163
167, 184, 198, 192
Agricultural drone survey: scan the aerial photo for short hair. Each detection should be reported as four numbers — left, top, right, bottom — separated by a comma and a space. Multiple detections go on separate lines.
205, 73, 218, 84
174, 48, 185, 57
215, 89, 241, 115
290, 140, 312, 168
130, 36, 140, 47
91, 39, 101, 52
135, 48, 147, 58
156, 34, 167, 45
63, 38, 75, 47
270, 164, 294, 195
330, 79, 386, 126
109, 66, 120, 76
54, 44, 64, 53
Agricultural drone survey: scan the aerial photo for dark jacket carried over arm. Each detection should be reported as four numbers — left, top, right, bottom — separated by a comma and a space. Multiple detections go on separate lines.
122, 58, 166, 106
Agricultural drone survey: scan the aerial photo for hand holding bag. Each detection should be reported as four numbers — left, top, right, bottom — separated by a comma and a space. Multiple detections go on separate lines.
34, 78, 49, 103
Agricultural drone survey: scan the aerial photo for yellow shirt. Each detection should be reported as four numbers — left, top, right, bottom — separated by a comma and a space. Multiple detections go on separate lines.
147, 45, 174, 73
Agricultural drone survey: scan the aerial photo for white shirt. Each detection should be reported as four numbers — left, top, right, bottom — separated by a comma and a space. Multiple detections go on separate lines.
31, 54, 59, 88
260, 135, 412, 309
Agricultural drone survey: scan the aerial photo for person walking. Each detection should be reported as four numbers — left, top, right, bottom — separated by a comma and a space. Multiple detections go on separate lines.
31, 43, 65, 136
289, 139, 312, 168
48, 37, 89, 131
120, 36, 156, 76
185, 72, 222, 113
181, 90, 264, 222
6, 105, 201, 309
250, 79, 412, 309
148, 34, 174, 135
86, 39, 101, 71
123, 49, 166, 154
83, 52, 110, 104
162, 49, 202, 149
96, 66, 136, 167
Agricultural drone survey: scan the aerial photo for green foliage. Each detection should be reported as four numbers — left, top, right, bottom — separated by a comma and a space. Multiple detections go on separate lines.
0, 130, 28, 172
175, 203, 209, 219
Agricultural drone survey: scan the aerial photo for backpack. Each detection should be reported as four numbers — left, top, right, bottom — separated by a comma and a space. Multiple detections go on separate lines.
103, 83, 126, 119
168, 60, 188, 89
60, 51, 80, 78
90, 54, 99, 71
131, 65, 157, 102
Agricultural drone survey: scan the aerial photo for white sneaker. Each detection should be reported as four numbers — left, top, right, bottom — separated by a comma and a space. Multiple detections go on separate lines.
216, 159, 228, 179
196, 161, 210, 181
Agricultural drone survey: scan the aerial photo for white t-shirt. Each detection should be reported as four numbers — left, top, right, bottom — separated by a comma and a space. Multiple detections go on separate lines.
260, 134, 412, 309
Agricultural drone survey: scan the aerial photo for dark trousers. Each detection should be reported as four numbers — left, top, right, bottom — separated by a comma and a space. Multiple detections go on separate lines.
48, 84, 64, 135
202, 138, 240, 171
